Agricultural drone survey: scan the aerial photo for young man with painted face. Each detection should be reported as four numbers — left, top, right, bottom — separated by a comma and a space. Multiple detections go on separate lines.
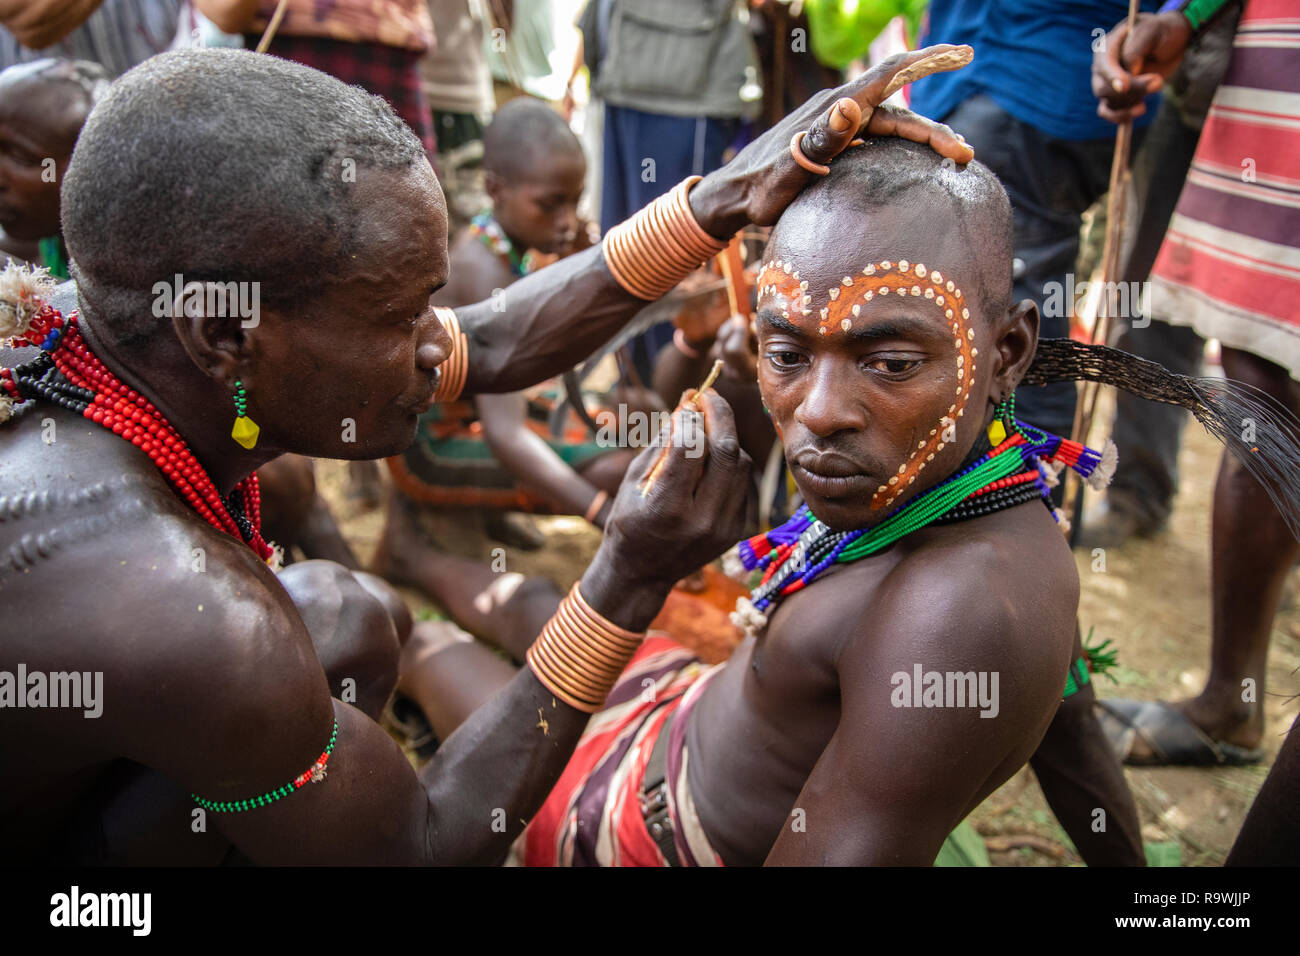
408, 137, 1118, 866
0, 46, 973, 864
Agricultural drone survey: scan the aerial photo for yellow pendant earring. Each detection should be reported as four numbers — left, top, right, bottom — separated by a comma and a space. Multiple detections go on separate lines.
231, 379, 260, 449
987, 394, 1013, 446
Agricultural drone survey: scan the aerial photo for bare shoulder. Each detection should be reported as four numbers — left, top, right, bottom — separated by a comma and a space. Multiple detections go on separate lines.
761, 503, 1080, 865
0, 413, 326, 731
842, 501, 1078, 713
894, 502, 1075, 639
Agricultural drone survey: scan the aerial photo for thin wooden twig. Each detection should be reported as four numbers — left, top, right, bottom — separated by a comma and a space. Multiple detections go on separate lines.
639, 360, 723, 494
255, 0, 291, 54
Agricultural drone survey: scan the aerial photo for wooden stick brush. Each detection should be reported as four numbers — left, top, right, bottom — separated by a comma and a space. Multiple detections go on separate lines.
639, 359, 723, 494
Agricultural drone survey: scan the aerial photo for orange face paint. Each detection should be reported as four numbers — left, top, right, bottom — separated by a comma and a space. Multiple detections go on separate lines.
756, 258, 978, 510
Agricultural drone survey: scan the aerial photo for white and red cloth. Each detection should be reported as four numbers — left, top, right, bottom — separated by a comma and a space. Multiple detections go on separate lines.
1151, 0, 1300, 374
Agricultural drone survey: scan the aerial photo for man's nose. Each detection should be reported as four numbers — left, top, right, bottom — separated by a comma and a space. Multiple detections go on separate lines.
795, 359, 865, 438
415, 311, 452, 372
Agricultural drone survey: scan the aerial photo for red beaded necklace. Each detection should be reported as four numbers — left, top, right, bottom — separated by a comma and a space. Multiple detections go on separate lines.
2, 304, 274, 563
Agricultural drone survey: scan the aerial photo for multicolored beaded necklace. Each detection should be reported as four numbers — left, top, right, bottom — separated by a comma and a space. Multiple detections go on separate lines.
0, 276, 275, 564
730, 397, 1115, 636
468, 210, 532, 278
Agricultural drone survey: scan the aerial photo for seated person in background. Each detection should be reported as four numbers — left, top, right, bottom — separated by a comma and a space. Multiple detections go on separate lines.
375, 98, 639, 568
0, 58, 109, 275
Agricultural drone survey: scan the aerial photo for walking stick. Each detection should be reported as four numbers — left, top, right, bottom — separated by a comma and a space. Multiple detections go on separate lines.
1063, 0, 1142, 523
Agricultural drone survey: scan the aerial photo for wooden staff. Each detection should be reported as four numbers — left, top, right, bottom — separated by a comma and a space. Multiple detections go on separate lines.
1063, 0, 1141, 519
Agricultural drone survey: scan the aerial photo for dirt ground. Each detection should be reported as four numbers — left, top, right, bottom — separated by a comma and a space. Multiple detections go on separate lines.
313, 380, 1300, 867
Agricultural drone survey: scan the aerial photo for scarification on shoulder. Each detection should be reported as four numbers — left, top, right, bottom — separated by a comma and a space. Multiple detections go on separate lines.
0, 474, 167, 581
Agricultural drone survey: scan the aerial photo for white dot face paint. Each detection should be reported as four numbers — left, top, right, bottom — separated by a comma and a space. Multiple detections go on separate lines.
753, 258, 979, 512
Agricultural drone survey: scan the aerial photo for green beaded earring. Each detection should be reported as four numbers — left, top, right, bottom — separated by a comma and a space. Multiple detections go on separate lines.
231, 379, 260, 449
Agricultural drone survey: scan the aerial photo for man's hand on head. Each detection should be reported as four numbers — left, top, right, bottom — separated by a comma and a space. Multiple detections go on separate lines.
1092, 11, 1193, 123
688, 44, 976, 238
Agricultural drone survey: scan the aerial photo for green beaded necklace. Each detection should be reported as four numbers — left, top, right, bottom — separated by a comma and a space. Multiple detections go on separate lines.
737, 395, 1101, 622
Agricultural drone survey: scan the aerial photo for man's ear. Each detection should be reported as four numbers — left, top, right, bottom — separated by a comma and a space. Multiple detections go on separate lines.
483, 170, 505, 205
991, 298, 1039, 399
169, 281, 255, 387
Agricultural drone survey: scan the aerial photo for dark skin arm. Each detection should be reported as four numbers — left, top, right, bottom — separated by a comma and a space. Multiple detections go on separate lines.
477, 391, 612, 524
457, 46, 976, 396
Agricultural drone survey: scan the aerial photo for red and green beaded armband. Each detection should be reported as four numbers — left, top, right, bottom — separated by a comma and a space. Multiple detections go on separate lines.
191, 719, 338, 813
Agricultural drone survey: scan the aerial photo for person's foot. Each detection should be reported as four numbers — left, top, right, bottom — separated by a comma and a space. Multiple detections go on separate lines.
1076, 500, 1163, 550
1096, 695, 1264, 765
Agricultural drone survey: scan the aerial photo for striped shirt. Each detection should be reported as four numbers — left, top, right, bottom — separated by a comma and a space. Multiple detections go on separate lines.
1150, 0, 1300, 375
